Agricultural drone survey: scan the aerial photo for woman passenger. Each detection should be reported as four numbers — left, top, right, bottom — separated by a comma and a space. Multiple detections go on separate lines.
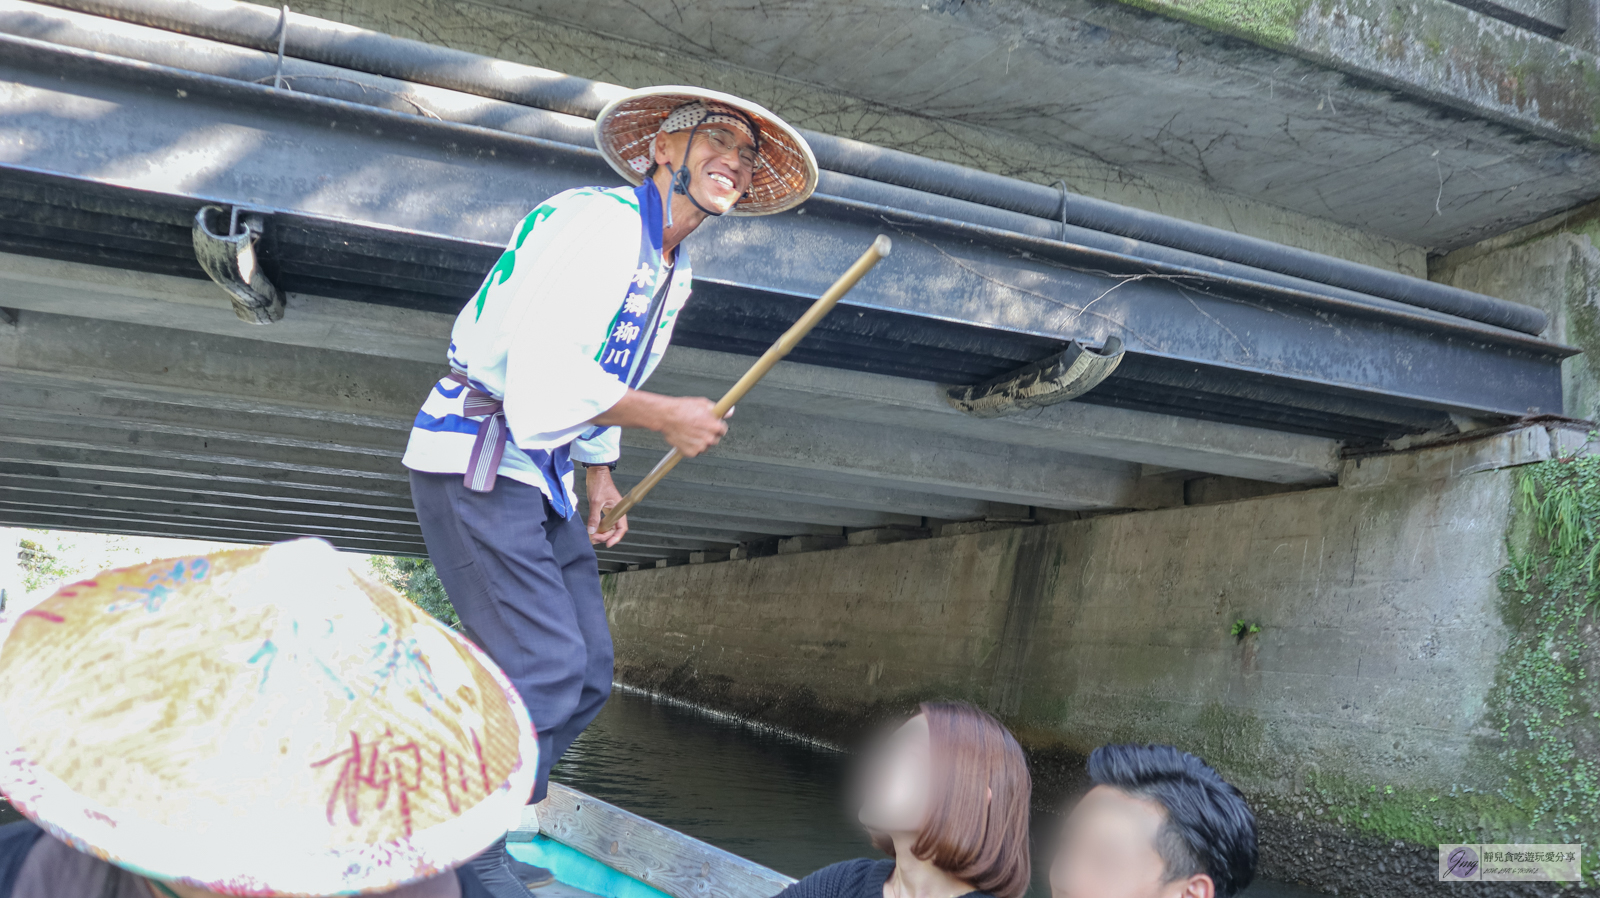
776, 701, 1032, 898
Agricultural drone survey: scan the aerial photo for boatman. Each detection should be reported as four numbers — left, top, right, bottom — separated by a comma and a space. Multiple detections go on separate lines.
402, 86, 818, 894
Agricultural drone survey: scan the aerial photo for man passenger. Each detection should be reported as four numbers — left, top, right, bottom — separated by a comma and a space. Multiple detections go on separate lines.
1049, 744, 1258, 898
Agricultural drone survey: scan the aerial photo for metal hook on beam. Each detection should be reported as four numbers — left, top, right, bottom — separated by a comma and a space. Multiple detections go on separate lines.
192, 205, 284, 324
942, 337, 1125, 417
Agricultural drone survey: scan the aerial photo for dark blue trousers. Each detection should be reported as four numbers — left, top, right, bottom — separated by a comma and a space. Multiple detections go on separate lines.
409, 470, 612, 803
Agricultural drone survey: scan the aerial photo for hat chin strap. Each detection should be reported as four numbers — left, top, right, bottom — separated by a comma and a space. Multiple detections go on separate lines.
663, 120, 744, 227
671, 164, 723, 220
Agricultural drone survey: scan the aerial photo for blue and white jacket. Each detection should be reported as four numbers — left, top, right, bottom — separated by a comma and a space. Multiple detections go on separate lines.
402, 184, 692, 516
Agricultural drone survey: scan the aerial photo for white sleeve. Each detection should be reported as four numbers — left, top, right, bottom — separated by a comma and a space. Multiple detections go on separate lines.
570, 425, 621, 465
500, 203, 636, 451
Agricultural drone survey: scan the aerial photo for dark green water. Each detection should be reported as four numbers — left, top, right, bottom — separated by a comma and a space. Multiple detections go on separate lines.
553, 688, 1327, 898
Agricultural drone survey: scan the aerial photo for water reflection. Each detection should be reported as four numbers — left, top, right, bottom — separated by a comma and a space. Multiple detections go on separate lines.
552, 687, 863, 876
554, 688, 1327, 898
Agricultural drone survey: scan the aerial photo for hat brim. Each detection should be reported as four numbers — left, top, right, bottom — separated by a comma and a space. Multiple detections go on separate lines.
595, 86, 818, 216
0, 544, 539, 897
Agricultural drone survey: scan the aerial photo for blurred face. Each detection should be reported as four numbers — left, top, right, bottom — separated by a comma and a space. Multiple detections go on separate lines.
655, 125, 758, 216
856, 713, 933, 837
1049, 786, 1214, 898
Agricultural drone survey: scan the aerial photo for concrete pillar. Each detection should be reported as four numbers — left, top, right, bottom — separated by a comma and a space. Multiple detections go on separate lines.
777, 535, 845, 554
1432, 199, 1600, 421
844, 527, 930, 547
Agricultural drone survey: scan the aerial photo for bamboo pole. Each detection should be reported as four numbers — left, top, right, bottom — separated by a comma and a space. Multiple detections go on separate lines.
598, 235, 892, 532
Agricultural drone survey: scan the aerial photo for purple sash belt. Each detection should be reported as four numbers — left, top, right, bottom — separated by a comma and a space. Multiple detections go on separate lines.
447, 369, 506, 492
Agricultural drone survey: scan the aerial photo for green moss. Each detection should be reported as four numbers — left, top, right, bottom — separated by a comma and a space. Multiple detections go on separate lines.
1283, 771, 1531, 848
1016, 693, 1275, 787
1192, 702, 1266, 775
1482, 458, 1600, 885
1112, 0, 1311, 47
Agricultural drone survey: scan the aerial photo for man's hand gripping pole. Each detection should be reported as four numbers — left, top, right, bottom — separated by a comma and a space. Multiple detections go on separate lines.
597, 235, 893, 533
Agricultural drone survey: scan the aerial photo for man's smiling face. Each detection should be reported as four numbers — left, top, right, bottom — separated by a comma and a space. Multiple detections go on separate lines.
656, 125, 757, 215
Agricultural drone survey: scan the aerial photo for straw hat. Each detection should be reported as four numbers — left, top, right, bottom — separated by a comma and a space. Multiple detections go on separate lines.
595, 85, 819, 216
0, 538, 536, 896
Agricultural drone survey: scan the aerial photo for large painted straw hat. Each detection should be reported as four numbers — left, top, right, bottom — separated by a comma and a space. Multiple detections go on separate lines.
595, 85, 819, 216
0, 538, 536, 896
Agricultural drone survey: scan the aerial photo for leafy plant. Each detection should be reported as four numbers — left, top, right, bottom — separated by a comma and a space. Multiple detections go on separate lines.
369, 555, 460, 629
1230, 618, 1261, 640
17, 533, 84, 594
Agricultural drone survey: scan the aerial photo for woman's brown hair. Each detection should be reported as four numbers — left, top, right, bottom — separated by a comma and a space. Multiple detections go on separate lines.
871, 701, 1032, 898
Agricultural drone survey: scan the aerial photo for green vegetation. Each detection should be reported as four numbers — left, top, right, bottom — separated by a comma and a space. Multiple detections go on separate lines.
1229, 618, 1261, 640
17, 534, 79, 594
369, 555, 460, 629
1489, 456, 1600, 883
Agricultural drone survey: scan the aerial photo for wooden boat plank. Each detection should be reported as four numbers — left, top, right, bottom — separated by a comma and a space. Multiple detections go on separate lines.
535, 782, 796, 898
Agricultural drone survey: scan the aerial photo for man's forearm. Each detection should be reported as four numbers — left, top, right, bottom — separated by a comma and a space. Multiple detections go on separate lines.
590, 389, 670, 431
588, 389, 727, 458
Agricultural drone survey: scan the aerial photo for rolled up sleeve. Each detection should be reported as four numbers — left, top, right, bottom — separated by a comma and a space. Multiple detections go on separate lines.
570, 425, 621, 465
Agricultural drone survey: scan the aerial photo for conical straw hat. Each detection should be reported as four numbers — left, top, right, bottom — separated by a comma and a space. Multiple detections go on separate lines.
0, 538, 536, 896
595, 85, 819, 216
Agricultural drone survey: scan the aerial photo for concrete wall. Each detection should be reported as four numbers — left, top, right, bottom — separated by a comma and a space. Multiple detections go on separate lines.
1010, 470, 1510, 795
606, 524, 1023, 739
606, 451, 1516, 796
604, 431, 1600, 894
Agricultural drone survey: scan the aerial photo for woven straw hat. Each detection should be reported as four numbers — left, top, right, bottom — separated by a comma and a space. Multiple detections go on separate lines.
0, 538, 536, 896
595, 85, 818, 216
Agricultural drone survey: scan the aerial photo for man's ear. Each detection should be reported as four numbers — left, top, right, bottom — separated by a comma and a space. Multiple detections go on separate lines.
1176, 874, 1215, 898
654, 131, 683, 168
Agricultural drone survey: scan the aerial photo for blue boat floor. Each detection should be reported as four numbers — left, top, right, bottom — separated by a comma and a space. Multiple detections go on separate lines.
532, 878, 605, 898
508, 835, 671, 898
506, 839, 603, 898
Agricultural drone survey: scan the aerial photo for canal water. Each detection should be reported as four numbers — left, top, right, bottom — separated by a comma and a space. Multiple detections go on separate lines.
554, 688, 1327, 898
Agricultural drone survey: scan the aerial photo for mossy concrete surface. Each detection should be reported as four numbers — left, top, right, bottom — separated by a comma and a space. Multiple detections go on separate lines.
1124, 0, 1600, 146
604, 432, 1591, 895
1116, 0, 1313, 46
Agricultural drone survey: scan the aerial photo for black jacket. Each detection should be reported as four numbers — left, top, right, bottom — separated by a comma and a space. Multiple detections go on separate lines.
775, 859, 991, 898
0, 820, 499, 897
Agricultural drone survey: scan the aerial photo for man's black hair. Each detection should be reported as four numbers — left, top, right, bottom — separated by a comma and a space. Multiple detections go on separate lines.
1087, 744, 1258, 898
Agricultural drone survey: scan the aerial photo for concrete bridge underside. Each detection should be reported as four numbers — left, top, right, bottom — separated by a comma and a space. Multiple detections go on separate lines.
0, 0, 1586, 570
0, 252, 1341, 567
